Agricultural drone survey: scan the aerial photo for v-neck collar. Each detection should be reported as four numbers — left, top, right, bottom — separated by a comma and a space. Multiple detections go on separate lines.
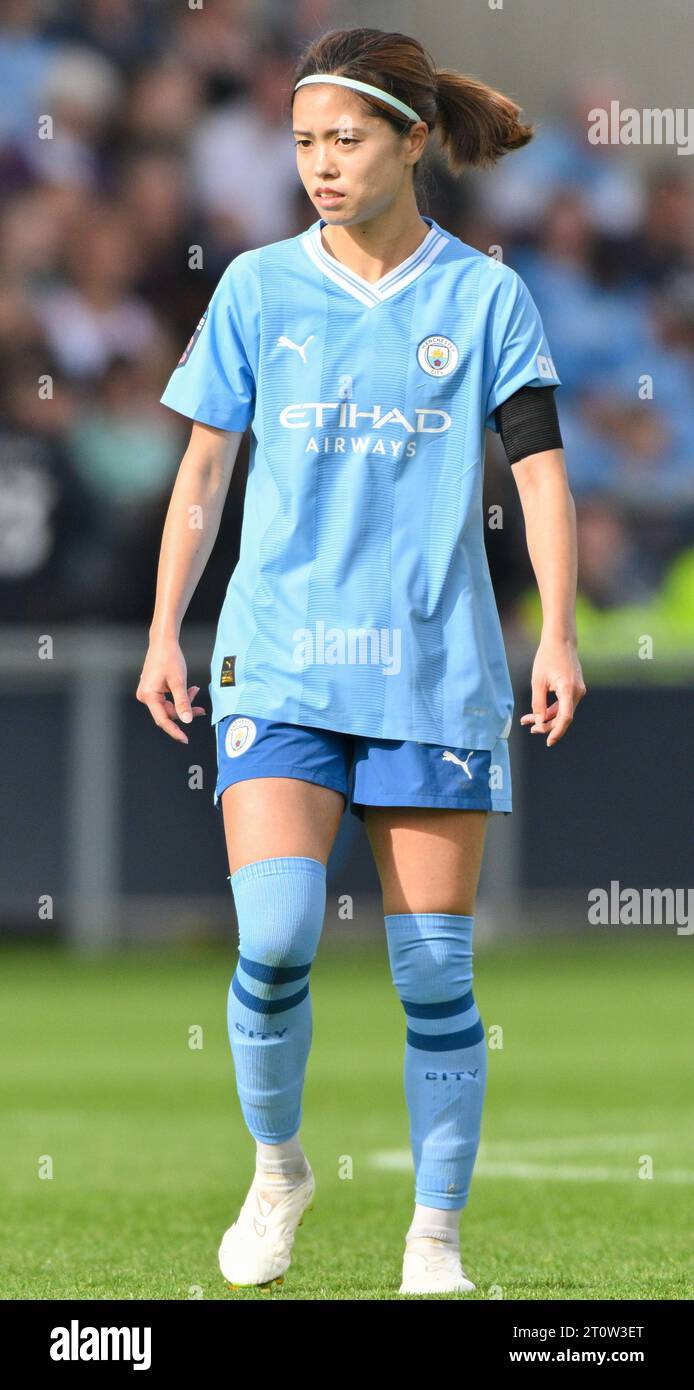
301, 214, 450, 309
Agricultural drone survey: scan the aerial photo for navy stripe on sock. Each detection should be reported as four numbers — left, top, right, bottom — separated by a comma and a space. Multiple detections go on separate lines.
239, 954, 311, 984
406, 1018, 485, 1050
232, 973, 309, 1014
401, 989, 475, 1019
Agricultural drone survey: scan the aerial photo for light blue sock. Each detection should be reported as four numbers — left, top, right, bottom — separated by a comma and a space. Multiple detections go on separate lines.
384, 912, 487, 1210
227, 856, 326, 1143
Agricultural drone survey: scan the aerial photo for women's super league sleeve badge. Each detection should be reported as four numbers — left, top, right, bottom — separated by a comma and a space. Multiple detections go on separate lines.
177, 307, 209, 367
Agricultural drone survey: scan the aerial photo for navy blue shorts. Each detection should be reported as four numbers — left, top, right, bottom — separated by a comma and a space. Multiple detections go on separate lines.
214, 715, 512, 820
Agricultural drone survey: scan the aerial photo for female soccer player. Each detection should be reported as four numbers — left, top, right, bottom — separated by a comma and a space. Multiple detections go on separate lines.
138, 27, 586, 1296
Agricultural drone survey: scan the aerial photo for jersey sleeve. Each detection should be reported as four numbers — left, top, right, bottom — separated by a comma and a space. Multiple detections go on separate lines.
484, 268, 561, 433
159, 256, 257, 431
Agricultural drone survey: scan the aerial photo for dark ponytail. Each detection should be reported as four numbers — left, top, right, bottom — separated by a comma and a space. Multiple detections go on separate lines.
434, 67, 534, 170
292, 27, 535, 177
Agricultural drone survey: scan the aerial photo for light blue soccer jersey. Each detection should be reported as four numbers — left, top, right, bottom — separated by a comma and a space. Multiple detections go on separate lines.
159, 214, 561, 748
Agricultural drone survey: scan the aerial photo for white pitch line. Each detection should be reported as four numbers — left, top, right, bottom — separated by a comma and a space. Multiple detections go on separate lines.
478, 1134, 669, 1156
369, 1150, 694, 1183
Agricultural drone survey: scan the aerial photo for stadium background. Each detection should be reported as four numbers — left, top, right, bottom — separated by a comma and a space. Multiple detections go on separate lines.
0, 0, 691, 1300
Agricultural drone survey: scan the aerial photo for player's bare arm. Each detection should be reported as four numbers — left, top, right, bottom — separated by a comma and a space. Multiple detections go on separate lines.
512, 446, 587, 746
137, 422, 244, 744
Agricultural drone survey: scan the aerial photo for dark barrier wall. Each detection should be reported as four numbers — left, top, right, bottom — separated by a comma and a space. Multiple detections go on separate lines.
1, 683, 691, 937
518, 685, 693, 890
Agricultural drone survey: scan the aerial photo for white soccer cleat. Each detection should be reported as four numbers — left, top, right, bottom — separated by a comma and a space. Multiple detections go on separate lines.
219, 1163, 315, 1290
399, 1236, 476, 1295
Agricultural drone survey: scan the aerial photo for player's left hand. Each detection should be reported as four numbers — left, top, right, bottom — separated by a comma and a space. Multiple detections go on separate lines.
520, 637, 587, 746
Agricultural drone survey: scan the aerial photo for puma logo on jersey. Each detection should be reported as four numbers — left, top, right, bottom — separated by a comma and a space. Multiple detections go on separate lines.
442, 749, 475, 779
277, 334, 315, 363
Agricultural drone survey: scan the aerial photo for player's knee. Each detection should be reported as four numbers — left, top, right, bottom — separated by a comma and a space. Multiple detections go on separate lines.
384, 911, 476, 1004
229, 854, 326, 966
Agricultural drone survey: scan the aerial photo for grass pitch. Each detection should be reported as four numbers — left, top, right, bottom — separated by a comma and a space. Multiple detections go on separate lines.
1, 936, 692, 1300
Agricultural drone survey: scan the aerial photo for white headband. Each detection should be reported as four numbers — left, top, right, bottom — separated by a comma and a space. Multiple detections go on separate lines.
293, 73, 423, 125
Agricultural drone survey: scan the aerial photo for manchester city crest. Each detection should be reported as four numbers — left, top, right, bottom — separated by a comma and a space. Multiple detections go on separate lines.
224, 716, 257, 758
417, 334, 459, 377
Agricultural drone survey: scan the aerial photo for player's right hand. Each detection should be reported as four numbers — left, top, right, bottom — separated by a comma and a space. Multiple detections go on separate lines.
136, 637, 206, 744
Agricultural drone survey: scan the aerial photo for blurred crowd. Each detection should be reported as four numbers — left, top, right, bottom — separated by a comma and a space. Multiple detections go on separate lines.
1, 0, 693, 656
469, 77, 694, 648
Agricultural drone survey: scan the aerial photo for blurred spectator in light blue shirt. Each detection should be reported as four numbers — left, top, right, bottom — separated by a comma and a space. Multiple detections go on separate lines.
0, 0, 56, 151
470, 74, 644, 240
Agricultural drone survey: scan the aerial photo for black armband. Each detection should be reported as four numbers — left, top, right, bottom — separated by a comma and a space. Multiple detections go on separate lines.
494, 384, 563, 465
